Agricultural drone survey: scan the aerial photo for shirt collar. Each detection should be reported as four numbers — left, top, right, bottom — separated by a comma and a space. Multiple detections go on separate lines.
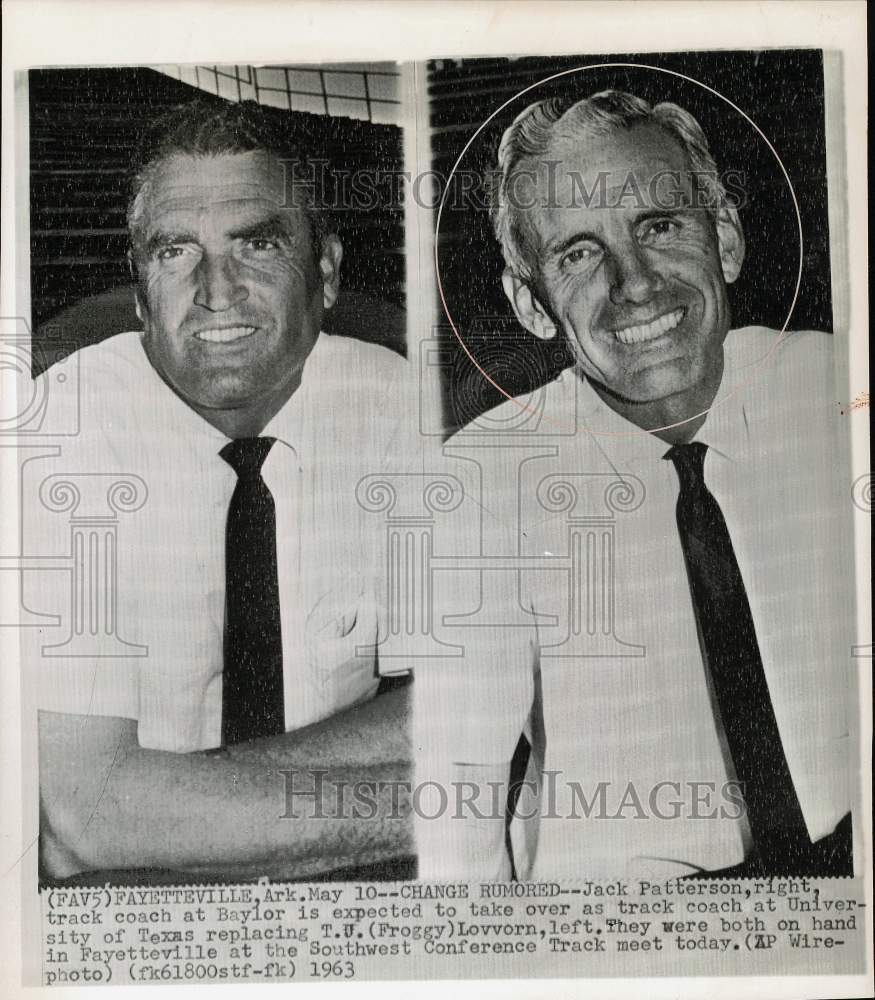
692, 331, 762, 464
135, 330, 330, 466
568, 329, 757, 467
259, 332, 338, 469
135, 333, 228, 451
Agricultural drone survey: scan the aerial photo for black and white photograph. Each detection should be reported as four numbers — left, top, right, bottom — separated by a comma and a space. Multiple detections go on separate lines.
419, 50, 857, 884
25, 63, 418, 887
0, 2, 870, 998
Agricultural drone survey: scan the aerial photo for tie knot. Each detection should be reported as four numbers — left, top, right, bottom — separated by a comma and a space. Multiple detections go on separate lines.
220, 437, 276, 479
665, 441, 708, 494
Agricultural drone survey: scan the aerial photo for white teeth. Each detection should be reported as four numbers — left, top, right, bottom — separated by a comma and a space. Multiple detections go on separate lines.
195, 326, 256, 343
614, 308, 684, 345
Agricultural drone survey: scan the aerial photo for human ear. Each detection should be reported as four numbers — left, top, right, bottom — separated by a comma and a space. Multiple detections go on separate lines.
501, 267, 557, 340
715, 206, 745, 285
127, 249, 147, 325
319, 235, 343, 310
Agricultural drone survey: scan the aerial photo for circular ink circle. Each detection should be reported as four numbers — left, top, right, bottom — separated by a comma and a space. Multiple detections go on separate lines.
434, 62, 804, 436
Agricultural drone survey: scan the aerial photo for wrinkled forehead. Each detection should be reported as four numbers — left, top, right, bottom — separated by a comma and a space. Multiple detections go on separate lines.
132, 150, 305, 233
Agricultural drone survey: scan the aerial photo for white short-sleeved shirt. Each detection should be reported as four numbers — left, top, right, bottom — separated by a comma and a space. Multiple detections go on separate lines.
31, 330, 418, 752
417, 328, 855, 879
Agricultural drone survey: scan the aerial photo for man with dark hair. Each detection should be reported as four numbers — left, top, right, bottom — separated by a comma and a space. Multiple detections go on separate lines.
127, 99, 330, 260
418, 90, 854, 880
35, 98, 416, 882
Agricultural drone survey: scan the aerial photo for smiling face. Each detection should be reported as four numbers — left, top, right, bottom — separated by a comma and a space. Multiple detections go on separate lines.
503, 122, 744, 434
131, 150, 341, 437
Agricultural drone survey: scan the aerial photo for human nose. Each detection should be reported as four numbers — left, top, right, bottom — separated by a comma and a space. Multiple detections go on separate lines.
193, 252, 249, 312
607, 240, 664, 305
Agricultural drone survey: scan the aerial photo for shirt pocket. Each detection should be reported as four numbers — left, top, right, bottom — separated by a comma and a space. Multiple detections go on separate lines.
303, 588, 381, 711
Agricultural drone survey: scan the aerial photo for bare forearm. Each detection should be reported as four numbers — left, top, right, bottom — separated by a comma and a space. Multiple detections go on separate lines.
40, 689, 412, 880
81, 752, 410, 880
227, 685, 411, 770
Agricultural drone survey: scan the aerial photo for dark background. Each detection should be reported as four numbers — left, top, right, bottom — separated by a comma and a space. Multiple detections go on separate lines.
29, 67, 406, 372
429, 51, 832, 431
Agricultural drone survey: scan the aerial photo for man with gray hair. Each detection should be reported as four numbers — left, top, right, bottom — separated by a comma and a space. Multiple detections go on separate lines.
418, 90, 854, 879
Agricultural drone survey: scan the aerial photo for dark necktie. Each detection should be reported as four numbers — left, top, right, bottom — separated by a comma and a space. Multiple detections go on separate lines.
220, 437, 284, 744
666, 442, 810, 870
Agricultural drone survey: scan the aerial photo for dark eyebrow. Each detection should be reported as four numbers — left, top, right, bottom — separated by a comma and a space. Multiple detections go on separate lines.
544, 231, 602, 259
229, 214, 295, 243
141, 214, 297, 257
633, 207, 693, 225
143, 230, 198, 257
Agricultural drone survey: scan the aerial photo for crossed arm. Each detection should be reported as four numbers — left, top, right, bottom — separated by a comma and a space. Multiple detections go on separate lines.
39, 685, 411, 882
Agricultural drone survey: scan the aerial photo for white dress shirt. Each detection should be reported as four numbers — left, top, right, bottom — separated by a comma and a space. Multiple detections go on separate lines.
417, 328, 855, 879
31, 330, 418, 752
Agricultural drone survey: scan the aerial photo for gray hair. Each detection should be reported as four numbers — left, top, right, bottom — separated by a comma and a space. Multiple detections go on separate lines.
490, 89, 728, 281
